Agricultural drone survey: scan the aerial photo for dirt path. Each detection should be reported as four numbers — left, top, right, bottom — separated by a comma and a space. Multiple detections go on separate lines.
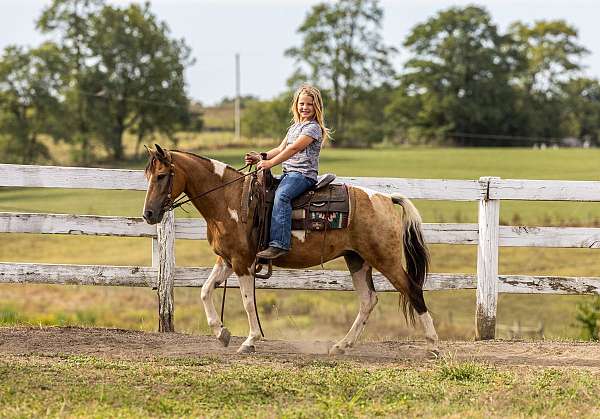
1, 326, 599, 368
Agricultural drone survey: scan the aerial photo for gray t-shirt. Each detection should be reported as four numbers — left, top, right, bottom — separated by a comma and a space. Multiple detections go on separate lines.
282, 120, 323, 181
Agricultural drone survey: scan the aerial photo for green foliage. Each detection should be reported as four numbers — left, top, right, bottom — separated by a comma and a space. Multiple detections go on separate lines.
81, 2, 193, 160
286, 0, 396, 146
559, 78, 600, 145
387, 6, 595, 146
388, 6, 524, 145
575, 297, 600, 340
30, 0, 193, 162
0, 43, 67, 163
242, 94, 290, 139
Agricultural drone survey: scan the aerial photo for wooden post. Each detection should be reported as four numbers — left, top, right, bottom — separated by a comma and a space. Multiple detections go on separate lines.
476, 176, 500, 340
157, 210, 175, 332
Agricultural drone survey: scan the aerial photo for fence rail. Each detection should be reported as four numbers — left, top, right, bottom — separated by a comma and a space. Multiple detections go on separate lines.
1, 163, 599, 338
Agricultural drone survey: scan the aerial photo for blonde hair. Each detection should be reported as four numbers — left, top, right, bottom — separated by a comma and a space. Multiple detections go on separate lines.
290, 83, 331, 142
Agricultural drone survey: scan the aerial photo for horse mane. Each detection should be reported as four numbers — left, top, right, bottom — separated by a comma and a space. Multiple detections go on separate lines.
144, 149, 240, 179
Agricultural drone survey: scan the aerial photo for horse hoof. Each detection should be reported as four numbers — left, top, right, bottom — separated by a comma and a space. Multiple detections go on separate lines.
237, 344, 255, 354
217, 327, 231, 347
328, 345, 345, 356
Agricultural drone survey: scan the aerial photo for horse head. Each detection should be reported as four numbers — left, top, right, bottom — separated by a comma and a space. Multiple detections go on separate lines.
142, 144, 185, 224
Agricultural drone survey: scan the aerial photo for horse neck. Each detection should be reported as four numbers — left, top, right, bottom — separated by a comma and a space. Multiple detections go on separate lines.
174, 152, 243, 222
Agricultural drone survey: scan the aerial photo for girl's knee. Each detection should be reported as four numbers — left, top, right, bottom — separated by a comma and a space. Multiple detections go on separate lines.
275, 189, 292, 203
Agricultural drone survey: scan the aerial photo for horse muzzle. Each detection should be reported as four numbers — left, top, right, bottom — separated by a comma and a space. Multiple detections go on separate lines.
142, 208, 164, 225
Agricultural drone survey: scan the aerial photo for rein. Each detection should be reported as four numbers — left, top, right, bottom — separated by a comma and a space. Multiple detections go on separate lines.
166, 165, 261, 211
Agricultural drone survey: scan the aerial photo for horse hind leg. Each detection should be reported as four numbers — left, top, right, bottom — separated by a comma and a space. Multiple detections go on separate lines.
393, 269, 439, 351
329, 252, 378, 355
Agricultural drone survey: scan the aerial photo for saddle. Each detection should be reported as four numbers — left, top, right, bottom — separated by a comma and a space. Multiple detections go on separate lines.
241, 170, 350, 278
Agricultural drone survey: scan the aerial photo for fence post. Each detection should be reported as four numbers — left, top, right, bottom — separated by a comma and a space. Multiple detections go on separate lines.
476, 176, 500, 340
157, 210, 175, 332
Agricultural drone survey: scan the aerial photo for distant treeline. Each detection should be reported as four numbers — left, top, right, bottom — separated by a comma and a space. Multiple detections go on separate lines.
1, 1, 599, 165
245, 1, 600, 148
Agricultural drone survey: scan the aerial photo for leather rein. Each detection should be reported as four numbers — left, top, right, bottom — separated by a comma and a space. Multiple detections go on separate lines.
159, 159, 261, 212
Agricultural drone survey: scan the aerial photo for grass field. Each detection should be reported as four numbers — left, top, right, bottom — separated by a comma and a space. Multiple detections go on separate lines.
2, 145, 600, 340
2, 354, 599, 417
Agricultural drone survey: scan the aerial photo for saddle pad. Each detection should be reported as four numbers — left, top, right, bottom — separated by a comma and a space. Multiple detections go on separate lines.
291, 210, 349, 231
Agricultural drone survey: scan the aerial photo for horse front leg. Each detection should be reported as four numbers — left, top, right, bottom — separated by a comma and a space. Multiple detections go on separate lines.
200, 257, 233, 346
330, 257, 378, 355
236, 268, 263, 354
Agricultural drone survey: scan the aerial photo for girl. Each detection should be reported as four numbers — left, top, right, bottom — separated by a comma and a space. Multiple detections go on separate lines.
245, 84, 330, 259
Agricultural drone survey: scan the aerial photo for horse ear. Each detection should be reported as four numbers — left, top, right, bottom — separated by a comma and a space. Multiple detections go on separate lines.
144, 145, 154, 156
155, 144, 165, 157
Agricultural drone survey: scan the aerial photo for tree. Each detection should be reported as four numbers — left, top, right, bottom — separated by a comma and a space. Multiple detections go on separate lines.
387, 6, 524, 145
80, 2, 192, 160
286, 0, 396, 145
507, 20, 589, 141
508, 20, 588, 94
242, 94, 290, 139
559, 78, 600, 145
37, 0, 193, 161
0, 44, 67, 163
37, 0, 104, 163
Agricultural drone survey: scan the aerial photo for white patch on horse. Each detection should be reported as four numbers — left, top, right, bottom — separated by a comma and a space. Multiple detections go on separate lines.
210, 159, 227, 178
291, 230, 306, 242
228, 207, 239, 222
355, 185, 390, 200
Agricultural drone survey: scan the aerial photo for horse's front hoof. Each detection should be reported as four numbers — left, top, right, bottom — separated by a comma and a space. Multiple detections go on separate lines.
328, 345, 345, 356
237, 344, 255, 354
217, 327, 231, 347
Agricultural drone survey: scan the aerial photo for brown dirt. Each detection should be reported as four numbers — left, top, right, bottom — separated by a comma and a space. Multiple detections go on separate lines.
0, 326, 599, 368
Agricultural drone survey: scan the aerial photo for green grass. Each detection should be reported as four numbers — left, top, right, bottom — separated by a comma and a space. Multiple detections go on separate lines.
1, 354, 599, 417
2, 146, 600, 340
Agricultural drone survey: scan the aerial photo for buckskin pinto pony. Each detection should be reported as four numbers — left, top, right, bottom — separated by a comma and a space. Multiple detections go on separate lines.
142, 145, 438, 354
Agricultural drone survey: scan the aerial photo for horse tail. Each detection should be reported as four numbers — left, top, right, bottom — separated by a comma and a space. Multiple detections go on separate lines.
391, 194, 430, 324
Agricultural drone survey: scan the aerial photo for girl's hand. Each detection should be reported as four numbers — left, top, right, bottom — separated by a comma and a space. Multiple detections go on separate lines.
257, 159, 274, 170
244, 151, 261, 165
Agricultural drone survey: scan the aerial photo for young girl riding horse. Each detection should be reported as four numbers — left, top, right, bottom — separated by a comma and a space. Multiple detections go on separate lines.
245, 84, 330, 259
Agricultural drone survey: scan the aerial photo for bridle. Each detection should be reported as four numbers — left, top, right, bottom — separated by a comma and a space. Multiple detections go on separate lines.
153, 155, 261, 213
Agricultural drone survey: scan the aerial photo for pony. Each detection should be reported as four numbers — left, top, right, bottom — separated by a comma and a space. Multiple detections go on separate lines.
142, 145, 438, 354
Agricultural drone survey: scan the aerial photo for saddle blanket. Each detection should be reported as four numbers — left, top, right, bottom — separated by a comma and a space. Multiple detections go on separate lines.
291, 209, 349, 231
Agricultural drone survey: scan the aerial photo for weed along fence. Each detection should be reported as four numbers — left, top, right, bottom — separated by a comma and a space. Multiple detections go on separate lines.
1, 164, 600, 339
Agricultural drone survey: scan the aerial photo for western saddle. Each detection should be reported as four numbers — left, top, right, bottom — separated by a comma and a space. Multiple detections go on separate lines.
241, 170, 350, 279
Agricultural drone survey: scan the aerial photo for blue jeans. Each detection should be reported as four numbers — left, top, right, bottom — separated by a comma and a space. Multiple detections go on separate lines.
269, 172, 316, 250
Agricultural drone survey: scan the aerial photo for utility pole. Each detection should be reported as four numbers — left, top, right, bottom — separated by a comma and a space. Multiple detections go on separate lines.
234, 53, 241, 142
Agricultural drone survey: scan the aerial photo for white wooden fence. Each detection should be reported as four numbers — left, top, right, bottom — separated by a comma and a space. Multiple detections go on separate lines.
1, 163, 600, 338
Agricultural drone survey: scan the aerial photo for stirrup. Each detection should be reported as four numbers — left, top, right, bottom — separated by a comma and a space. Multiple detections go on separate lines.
254, 260, 273, 279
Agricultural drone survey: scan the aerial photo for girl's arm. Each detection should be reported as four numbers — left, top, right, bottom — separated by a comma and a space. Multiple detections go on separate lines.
264, 137, 288, 159
257, 135, 314, 170
244, 137, 287, 165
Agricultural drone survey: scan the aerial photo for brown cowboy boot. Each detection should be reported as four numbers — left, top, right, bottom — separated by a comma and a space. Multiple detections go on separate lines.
256, 246, 288, 259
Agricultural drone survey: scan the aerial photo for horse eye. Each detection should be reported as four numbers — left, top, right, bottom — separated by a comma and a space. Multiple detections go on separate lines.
157, 173, 168, 181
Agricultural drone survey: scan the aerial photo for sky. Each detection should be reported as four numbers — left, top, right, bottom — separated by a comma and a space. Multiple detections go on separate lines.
1, 0, 599, 105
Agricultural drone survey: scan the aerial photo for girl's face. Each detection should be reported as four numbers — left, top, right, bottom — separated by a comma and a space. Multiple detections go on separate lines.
297, 93, 316, 121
